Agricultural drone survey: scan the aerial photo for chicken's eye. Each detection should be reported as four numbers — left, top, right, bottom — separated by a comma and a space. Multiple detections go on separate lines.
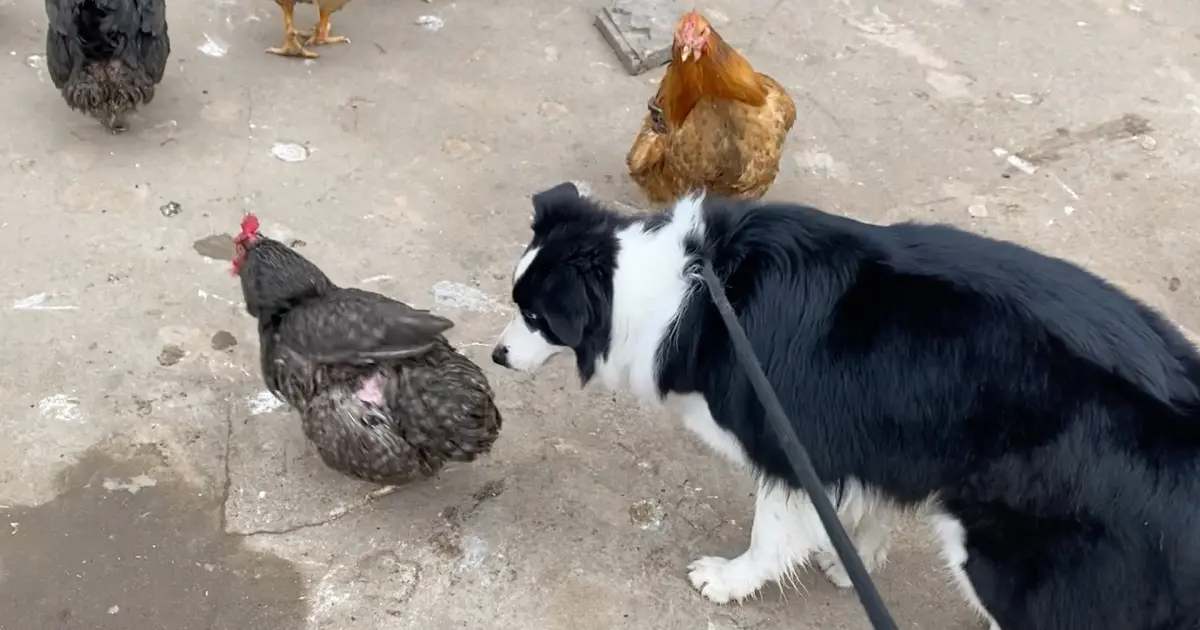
521, 309, 541, 323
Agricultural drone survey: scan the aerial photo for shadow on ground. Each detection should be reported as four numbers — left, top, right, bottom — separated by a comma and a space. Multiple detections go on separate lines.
0, 441, 307, 630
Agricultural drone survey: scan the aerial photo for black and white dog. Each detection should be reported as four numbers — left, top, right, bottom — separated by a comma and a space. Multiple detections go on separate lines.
491, 182, 1200, 630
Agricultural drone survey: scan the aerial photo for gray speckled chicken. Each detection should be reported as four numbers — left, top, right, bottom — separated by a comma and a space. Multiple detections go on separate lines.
231, 214, 502, 485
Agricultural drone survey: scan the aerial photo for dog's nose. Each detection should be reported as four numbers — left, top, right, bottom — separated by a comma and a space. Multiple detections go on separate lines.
491, 345, 510, 367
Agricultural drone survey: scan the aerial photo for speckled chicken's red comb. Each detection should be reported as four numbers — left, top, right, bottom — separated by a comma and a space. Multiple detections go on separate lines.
240, 214, 260, 238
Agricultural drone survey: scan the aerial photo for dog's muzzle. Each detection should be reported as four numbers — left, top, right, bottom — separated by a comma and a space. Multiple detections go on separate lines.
491, 344, 510, 368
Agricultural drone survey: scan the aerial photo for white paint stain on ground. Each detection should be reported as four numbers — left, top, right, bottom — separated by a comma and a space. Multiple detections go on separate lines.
270, 142, 310, 163
846, 8, 948, 69
416, 15, 444, 31
432, 281, 503, 313
1051, 173, 1080, 199
25, 54, 45, 83
793, 149, 849, 180
196, 289, 242, 309
991, 147, 1039, 175
925, 70, 974, 100
12, 293, 78, 311
102, 475, 158, 494
306, 567, 352, 624
360, 275, 392, 284
248, 391, 285, 415
37, 395, 83, 422
458, 535, 489, 571
199, 33, 228, 57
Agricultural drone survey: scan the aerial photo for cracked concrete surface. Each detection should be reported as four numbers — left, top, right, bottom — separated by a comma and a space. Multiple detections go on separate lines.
1, 0, 1198, 628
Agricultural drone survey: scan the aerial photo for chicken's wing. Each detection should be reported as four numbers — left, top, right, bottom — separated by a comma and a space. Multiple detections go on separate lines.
278, 289, 456, 365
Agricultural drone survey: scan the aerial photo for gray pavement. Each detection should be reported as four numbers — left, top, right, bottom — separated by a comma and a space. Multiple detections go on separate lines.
1, 0, 1198, 628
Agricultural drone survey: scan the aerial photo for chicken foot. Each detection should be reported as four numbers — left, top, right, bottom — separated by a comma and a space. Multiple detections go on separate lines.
266, 2, 318, 59
301, 10, 350, 46
91, 109, 130, 135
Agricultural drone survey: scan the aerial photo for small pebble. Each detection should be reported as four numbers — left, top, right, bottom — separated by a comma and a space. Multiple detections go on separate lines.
159, 201, 182, 217
967, 203, 988, 218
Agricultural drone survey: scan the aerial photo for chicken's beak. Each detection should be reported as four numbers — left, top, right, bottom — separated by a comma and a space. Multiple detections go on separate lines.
680, 45, 692, 62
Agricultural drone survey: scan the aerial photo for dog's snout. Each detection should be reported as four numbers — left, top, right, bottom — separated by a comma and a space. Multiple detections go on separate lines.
491, 344, 510, 367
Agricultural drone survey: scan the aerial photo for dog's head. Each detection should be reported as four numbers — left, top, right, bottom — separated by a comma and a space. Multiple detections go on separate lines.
491, 182, 632, 383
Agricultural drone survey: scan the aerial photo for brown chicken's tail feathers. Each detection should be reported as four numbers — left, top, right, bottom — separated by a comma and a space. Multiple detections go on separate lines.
763, 74, 799, 131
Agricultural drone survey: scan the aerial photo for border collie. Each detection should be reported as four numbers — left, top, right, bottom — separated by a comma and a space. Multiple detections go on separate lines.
491, 182, 1200, 630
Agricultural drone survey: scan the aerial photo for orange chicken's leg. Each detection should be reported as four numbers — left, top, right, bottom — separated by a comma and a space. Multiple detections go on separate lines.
266, 1, 318, 58
305, 9, 350, 46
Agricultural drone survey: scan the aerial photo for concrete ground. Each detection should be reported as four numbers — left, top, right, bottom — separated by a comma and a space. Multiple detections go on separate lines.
1, 0, 1197, 628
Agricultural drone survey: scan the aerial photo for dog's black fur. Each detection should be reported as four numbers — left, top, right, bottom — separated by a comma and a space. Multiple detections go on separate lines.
515, 183, 1200, 629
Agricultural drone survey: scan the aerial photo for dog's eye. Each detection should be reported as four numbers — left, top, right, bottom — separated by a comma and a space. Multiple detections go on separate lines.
521, 309, 540, 322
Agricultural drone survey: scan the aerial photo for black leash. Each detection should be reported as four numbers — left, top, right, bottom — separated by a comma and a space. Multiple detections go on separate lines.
699, 260, 899, 630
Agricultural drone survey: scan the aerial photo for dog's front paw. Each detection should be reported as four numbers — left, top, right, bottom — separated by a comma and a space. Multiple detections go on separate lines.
687, 555, 765, 604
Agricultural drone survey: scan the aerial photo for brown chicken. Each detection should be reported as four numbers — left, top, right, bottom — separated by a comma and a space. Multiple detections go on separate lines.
626, 11, 797, 206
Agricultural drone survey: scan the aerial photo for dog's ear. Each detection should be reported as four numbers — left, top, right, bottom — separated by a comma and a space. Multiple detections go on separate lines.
537, 271, 588, 349
543, 309, 585, 349
531, 182, 583, 226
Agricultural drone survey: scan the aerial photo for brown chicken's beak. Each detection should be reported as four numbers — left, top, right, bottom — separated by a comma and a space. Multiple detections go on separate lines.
680, 45, 692, 62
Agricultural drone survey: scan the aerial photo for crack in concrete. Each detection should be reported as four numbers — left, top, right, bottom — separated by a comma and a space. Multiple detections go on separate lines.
233, 488, 396, 538
235, 507, 359, 537
218, 399, 235, 535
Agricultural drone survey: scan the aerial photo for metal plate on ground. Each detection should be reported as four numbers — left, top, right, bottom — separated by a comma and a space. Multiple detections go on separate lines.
594, 0, 685, 76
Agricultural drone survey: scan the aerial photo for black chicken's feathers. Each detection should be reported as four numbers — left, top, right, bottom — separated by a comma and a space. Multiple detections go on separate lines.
275, 288, 456, 365
238, 237, 336, 319
44, 0, 170, 104
135, 0, 167, 34
134, 0, 169, 82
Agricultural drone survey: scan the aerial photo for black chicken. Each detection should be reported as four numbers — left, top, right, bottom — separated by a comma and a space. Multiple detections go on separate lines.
45, 0, 171, 133
232, 214, 503, 487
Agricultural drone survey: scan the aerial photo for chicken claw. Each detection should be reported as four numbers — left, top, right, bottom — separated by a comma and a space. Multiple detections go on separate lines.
305, 12, 350, 46
267, 3, 318, 58
267, 36, 319, 59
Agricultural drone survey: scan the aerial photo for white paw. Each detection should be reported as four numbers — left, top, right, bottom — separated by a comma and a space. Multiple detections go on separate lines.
816, 551, 853, 588
687, 555, 765, 604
